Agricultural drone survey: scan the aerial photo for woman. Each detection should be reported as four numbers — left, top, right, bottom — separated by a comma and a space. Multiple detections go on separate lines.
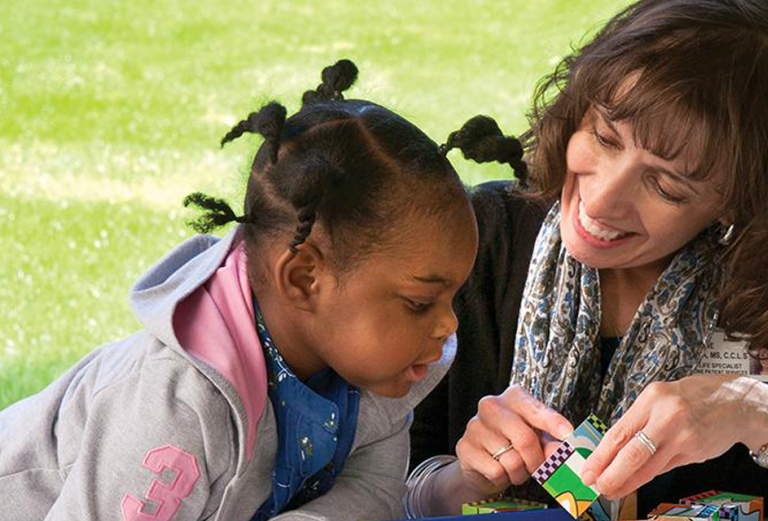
407, 0, 768, 517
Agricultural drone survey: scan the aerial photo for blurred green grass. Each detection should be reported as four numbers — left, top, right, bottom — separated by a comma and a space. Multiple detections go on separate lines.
0, 0, 628, 410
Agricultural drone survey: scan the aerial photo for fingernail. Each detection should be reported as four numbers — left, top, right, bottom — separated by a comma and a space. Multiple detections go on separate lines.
558, 424, 573, 439
582, 470, 596, 486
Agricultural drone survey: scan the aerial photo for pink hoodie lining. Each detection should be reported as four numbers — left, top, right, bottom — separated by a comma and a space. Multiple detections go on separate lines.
173, 243, 266, 462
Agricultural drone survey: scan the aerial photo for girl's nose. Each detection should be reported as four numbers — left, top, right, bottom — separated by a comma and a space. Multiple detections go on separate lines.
431, 305, 458, 342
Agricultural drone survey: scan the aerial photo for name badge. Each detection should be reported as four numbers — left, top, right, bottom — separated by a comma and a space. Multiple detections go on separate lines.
699, 329, 768, 382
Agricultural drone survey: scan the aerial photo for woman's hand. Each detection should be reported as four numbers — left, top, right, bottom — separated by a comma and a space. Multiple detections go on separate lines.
455, 384, 574, 497
581, 375, 768, 499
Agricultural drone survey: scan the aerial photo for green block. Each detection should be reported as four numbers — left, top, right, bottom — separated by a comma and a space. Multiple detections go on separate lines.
542, 464, 599, 503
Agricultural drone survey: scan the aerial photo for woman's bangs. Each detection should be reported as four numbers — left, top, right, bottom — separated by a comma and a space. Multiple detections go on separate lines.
592, 71, 725, 182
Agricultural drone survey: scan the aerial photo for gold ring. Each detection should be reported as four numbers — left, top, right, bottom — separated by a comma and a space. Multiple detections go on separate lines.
491, 441, 515, 461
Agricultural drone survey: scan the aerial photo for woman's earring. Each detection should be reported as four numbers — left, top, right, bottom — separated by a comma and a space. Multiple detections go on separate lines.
719, 223, 735, 245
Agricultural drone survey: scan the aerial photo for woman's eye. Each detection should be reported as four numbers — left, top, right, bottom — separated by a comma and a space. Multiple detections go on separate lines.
650, 177, 686, 204
590, 127, 618, 149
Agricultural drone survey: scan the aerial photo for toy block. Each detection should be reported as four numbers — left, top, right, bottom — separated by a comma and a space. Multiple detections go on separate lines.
533, 414, 607, 518
650, 503, 720, 521
462, 497, 548, 515
680, 491, 763, 521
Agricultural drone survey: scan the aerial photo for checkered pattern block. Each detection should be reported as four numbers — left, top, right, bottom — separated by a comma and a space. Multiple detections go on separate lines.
533, 441, 575, 484
586, 414, 608, 436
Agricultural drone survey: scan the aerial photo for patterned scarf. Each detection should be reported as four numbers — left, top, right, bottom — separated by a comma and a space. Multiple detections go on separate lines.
510, 202, 722, 425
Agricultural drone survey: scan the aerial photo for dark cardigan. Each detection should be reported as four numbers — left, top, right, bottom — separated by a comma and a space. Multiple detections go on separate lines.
411, 181, 768, 516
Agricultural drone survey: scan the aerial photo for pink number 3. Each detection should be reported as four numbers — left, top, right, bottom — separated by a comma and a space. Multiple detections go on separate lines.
121, 444, 201, 521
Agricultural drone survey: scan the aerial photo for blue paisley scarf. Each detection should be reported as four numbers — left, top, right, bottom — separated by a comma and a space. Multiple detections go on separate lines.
510, 202, 722, 425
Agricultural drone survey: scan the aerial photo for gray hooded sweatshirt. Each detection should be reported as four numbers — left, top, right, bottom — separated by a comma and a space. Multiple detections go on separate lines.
0, 228, 454, 521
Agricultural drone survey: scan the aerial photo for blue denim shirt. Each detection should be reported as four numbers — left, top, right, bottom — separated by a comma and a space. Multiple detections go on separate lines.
251, 298, 360, 521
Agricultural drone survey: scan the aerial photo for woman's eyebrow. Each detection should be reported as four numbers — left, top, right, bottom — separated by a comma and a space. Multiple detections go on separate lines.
601, 114, 621, 137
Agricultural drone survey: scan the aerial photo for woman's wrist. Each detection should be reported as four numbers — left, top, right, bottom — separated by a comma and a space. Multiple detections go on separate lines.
421, 459, 502, 517
404, 455, 458, 518
738, 377, 768, 453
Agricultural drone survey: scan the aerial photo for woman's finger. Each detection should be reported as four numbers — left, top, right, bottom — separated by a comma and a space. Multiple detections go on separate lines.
597, 442, 673, 499
456, 434, 511, 489
502, 385, 574, 440
457, 414, 524, 488
541, 432, 564, 458
478, 398, 546, 474
495, 446, 531, 485
582, 385, 657, 486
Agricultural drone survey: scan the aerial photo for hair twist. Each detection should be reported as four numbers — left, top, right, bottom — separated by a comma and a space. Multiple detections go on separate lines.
287, 151, 344, 253
220, 101, 287, 163
301, 59, 359, 106
183, 192, 248, 233
441, 115, 528, 182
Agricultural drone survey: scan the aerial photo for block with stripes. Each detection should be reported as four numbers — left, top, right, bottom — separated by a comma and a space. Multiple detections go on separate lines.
532, 414, 608, 519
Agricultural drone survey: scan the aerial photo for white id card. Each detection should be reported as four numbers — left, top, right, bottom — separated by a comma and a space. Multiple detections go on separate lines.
699, 329, 768, 382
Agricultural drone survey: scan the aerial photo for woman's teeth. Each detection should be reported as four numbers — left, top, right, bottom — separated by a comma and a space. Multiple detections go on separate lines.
578, 201, 628, 241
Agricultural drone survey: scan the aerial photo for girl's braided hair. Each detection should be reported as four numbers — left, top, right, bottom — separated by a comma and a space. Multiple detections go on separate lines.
439, 114, 527, 184
184, 59, 468, 272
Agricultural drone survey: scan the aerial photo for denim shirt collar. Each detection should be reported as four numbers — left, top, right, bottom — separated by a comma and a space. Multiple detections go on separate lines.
251, 296, 360, 520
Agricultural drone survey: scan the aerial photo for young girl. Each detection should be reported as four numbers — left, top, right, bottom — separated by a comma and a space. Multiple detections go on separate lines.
0, 60, 478, 521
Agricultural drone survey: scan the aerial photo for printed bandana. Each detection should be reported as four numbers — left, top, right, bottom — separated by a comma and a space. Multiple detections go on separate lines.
510, 202, 722, 425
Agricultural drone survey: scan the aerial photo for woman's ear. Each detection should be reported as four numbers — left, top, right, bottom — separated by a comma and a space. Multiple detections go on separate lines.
272, 241, 328, 312
718, 206, 736, 228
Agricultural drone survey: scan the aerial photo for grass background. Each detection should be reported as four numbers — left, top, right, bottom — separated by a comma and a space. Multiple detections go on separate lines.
0, 0, 629, 410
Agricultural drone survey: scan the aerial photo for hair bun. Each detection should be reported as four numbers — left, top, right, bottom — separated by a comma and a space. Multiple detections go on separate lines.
442, 115, 527, 180
249, 102, 287, 142
302, 59, 359, 105
321, 59, 358, 93
220, 101, 287, 163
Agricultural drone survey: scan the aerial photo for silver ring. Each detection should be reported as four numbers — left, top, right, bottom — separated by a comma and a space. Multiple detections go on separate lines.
635, 430, 657, 456
491, 441, 515, 461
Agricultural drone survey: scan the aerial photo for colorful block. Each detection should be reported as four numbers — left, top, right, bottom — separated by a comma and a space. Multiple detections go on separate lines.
533, 414, 607, 518
650, 503, 721, 521
681, 491, 764, 521
462, 497, 548, 515
580, 496, 621, 521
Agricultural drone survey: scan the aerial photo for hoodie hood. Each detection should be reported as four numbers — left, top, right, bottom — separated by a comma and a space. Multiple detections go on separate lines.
131, 229, 240, 348
130, 227, 268, 461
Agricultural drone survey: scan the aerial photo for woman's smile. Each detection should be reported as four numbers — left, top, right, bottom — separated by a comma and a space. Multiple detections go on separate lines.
574, 198, 637, 249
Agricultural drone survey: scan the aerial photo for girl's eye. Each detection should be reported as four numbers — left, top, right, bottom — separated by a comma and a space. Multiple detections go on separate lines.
405, 298, 433, 314
650, 177, 686, 204
590, 127, 618, 149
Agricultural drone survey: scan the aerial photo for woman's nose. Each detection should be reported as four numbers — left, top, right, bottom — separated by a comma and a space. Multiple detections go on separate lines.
583, 157, 640, 218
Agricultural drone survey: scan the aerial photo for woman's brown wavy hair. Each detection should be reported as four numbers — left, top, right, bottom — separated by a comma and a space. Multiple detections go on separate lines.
521, 0, 768, 348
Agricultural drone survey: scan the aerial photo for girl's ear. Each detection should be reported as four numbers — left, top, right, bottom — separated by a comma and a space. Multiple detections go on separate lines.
272, 241, 327, 312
